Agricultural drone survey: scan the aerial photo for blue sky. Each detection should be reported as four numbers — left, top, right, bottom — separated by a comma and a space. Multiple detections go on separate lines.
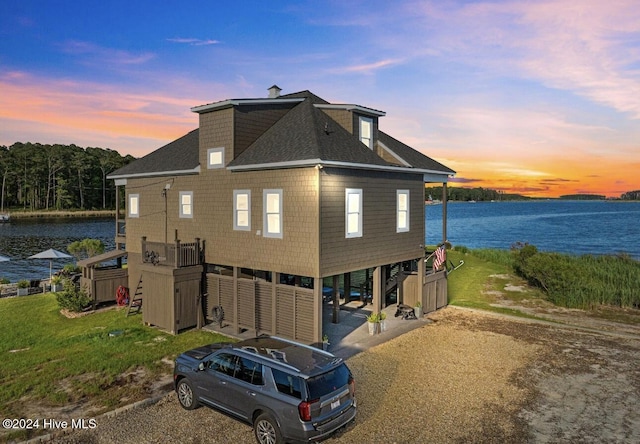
1, 0, 639, 197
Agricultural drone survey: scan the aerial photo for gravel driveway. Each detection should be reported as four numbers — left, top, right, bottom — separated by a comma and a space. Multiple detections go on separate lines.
45, 307, 640, 444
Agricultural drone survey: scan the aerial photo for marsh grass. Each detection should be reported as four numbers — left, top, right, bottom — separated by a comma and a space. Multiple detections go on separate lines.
513, 247, 640, 309
0, 293, 226, 422
451, 245, 640, 314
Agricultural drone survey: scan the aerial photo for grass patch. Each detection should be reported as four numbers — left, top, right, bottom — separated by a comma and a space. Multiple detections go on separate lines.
446, 248, 557, 320
446, 248, 511, 310
0, 293, 227, 422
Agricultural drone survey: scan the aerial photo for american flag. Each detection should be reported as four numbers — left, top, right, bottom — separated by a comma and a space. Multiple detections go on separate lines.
433, 245, 446, 271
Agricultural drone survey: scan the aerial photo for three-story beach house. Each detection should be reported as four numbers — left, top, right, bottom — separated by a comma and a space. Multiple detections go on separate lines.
107, 86, 455, 343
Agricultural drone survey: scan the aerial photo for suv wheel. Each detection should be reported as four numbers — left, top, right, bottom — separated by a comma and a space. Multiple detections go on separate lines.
254, 413, 282, 444
176, 379, 199, 410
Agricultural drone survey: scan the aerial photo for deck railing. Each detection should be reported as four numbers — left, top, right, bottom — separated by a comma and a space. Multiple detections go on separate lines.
141, 237, 202, 268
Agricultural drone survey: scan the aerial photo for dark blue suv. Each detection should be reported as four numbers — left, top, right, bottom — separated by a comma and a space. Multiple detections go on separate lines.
174, 335, 356, 444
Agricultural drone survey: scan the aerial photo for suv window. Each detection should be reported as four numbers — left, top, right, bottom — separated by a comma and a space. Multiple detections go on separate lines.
236, 357, 264, 386
210, 353, 237, 377
272, 368, 303, 399
306, 363, 351, 399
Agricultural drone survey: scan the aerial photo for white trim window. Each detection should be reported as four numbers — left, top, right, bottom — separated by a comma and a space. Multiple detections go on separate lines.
128, 194, 139, 218
234, 190, 251, 231
207, 147, 225, 169
179, 191, 193, 218
397, 190, 410, 232
345, 188, 363, 238
359, 116, 373, 149
263, 189, 283, 238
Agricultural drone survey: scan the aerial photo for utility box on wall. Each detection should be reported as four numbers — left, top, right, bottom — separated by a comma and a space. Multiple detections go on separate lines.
140, 263, 203, 334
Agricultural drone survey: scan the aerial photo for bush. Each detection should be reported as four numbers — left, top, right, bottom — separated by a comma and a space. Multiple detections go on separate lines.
61, 264, 81, 275
17, 279, 30, 289
0, 277, 10, 284
55, 279, 91, 312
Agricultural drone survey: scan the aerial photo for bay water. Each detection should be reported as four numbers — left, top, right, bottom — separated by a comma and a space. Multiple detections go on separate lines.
0, 200, 638, 283
0, 218, 115, 283
426, 200, 640, 259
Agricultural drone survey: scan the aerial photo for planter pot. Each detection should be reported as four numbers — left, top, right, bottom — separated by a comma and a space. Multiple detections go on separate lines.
52, 284, 64, 292
380, 319, 387, 332
322, 342, 329, 351
414, 306, 423, 318
367, 321, 379, 335
17, 288, 29, 296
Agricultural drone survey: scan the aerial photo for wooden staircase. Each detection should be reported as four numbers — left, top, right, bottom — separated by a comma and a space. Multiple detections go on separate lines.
126, 275, 143, 316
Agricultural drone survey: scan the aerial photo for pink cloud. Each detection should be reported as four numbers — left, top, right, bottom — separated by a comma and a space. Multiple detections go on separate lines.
0, 71, 199, 156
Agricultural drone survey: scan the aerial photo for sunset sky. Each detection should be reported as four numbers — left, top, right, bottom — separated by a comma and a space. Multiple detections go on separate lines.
1, 1, 639, 198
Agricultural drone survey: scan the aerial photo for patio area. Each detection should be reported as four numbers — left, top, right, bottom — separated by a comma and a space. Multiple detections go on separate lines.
322, 301, 432, 359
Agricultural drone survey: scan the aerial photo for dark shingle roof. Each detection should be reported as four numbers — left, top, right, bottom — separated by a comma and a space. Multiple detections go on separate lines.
228, 99, 391, 168
378, 131, 456, 174
108, 129, 200, 179
277, 90, 329, 105
108, 90, 455, 179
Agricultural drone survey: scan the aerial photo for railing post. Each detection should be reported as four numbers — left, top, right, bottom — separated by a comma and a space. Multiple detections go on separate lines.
195, 238, 200, 265
141, 236, 147, 262
175, 239, 181, 267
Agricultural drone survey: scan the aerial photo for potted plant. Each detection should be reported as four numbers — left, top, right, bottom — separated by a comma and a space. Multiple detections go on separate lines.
17, 279, 30, 296
366, 312, 380, 335
379, 311, 387, 332
51, 276, 64, 292
322, 334, 330, 351
414, 301, 423, 318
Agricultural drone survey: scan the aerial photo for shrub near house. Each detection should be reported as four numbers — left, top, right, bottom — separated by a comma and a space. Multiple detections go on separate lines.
56, 279, 91, 312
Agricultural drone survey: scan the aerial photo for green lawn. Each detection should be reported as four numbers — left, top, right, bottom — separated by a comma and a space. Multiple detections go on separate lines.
445, 248, 548, 318
0, 293, 226, 430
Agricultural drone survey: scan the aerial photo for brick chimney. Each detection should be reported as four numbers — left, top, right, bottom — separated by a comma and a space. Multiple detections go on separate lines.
268, 85, 282, 98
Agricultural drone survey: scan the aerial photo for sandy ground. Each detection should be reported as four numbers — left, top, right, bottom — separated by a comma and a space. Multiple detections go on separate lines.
36, 304, 640, 444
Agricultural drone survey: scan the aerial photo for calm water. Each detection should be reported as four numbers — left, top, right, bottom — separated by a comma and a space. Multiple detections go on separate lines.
426, 200, 640, 259
1, 201, 638, 282
0, 218, 115, 283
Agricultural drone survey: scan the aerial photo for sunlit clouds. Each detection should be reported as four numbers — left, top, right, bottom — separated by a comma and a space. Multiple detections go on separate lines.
1, 0, 639, 197
0, 72, 198, 156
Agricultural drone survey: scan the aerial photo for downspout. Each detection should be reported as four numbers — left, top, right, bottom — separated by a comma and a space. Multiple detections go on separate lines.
442, 182, 448, 243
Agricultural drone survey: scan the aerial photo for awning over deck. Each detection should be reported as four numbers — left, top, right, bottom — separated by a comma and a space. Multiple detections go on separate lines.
77, 250, 127, 268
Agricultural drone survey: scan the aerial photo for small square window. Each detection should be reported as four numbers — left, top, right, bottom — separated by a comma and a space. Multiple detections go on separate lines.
128, 194, 139, 218
207, 147, 225, 169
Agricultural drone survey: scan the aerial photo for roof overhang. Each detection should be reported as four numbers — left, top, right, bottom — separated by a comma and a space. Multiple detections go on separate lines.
77, 249, 127, 268
228, 159, 452, 179
191, 98, 305, 114
314, 104, 386, 117
107, 166, 201, 181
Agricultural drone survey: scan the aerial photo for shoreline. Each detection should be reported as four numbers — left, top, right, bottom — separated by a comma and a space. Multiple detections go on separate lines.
3, 210, 115, 219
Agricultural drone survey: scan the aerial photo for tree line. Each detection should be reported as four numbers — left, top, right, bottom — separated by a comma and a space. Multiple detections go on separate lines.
0, 142, 135, 212
427, 186, 640, 201
425, 186, 530, 202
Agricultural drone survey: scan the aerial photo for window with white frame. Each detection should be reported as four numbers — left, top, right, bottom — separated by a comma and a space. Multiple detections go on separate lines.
128, 194, 139, 218
179, 191, 193, 218
345, 188, 363, 238
397, 190, 410, 232
263, 189, 282, 238
207, 147, 225, 169
234, 190, 251, 231
359, 116, 373, 149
